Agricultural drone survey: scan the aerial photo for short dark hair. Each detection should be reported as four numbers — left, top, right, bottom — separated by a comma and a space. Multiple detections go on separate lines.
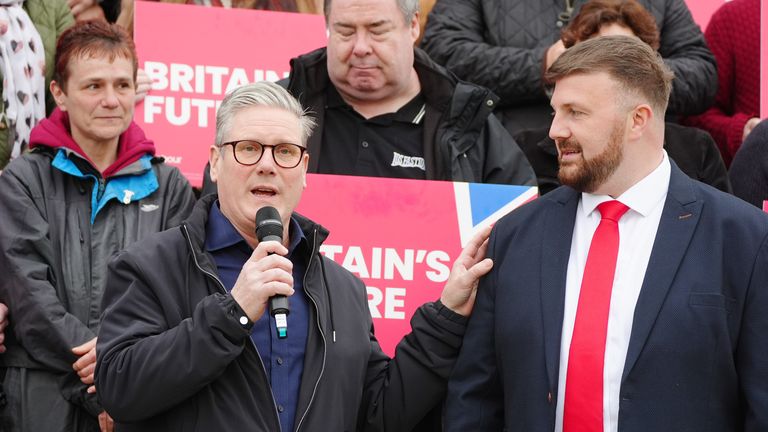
545, 35, 674, 113
54, 21, 138, 91
561, 0, 660, 50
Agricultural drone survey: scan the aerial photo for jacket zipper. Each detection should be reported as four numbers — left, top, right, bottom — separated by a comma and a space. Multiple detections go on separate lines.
295, 228, 327, 432
181, 224, 283, 431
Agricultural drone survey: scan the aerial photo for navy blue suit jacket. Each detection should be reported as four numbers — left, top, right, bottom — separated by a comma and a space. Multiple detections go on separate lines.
446, 164, 768, 431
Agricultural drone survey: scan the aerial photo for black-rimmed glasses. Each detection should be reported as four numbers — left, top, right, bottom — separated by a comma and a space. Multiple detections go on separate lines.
219, 140, 306, 168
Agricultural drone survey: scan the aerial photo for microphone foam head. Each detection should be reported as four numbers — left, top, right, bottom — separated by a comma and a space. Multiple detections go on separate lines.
256, 206, 283, 242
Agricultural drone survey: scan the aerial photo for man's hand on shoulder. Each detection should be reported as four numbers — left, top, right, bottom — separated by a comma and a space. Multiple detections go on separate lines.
440, 225, 494, 317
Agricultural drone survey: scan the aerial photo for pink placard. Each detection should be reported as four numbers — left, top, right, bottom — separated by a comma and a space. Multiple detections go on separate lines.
296, 174, 538, 356
685, 0, 728, 30
134, 2, 326, 186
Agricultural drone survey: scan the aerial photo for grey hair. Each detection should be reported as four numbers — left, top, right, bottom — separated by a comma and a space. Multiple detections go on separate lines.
324, 0, 419, 24
215, 81, 316, 146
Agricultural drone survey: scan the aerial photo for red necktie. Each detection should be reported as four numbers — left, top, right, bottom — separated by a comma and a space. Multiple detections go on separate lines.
563, 200, 629, 432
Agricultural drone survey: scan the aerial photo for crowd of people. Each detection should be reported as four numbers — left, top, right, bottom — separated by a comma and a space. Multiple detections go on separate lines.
0, 0, 765, 431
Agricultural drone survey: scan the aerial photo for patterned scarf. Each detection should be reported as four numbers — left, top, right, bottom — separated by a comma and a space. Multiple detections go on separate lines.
0, 0, 45, 159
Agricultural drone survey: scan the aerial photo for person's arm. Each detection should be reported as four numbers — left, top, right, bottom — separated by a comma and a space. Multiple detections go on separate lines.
55, 0, 76, 34
694, 128, 731, 194
159, 165, 196, 229
358, 226, 493, 431
67, 0, 121, 22
480, 113, 537, 186
420, 0, 552, 105
0, 164, 100, 413
444, 226, 505, 431
0, 166, 96, 368
96, 237, 294, 421
729, 121, 768, 208
657, 0, 717, 116
95, 251, 251, 421
683, 4, 756, 159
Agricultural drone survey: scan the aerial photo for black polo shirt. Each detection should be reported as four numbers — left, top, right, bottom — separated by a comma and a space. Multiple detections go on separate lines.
318, 85, 427, 179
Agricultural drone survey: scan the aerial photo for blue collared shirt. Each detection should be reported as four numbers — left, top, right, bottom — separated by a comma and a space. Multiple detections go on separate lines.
205, 201, 310, 432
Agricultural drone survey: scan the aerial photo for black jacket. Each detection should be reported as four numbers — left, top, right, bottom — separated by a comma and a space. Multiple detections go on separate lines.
730, 119, 768, 208
0, 147, 195, 423
515, 122, 731, 195
285, 47, 536, 186
95, 194, 469, 431
421, 0, 717, 135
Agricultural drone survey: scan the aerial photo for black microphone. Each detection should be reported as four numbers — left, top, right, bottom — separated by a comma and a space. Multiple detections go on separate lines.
256, 206, 289, 339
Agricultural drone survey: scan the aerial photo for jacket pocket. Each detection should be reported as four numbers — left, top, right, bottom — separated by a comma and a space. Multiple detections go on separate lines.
688, 292, 735, 313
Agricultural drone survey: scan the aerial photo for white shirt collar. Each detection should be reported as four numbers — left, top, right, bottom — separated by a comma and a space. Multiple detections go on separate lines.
580, 151, 670, 218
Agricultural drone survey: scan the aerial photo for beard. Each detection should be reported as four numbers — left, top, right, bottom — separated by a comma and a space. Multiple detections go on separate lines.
557, 122, 625, 193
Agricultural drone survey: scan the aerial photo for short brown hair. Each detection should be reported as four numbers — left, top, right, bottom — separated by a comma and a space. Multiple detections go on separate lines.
54, 21, 138, 91
561, 0, 660, 50
545, 35, 674, 113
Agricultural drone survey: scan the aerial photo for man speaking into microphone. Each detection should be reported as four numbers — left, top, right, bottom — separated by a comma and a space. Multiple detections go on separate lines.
94, 81, 493, 431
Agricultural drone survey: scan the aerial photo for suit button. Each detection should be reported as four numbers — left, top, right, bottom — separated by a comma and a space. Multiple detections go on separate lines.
277, 405, 284, 413
361, 141, 369, 148
276, 357, 283, 365
547, 392, 553, 403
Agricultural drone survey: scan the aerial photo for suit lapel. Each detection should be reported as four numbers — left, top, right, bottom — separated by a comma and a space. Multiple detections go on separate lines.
541, 188, 580, 390
622, 165, 702, 381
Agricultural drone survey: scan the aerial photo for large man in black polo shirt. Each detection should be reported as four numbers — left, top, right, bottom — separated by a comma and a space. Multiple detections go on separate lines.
284, 0, 536, 185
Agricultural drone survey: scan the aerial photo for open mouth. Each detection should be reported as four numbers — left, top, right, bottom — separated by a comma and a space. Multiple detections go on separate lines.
251, 186, 277, 197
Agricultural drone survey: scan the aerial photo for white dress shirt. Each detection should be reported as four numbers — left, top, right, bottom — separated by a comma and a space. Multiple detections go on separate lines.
555, 153, 671, 432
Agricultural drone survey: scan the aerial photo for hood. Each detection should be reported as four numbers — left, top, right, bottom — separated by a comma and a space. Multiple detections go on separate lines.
29, 108, 156, 177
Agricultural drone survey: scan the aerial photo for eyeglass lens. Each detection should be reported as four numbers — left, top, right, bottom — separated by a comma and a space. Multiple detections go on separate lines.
233, 141, 303, 168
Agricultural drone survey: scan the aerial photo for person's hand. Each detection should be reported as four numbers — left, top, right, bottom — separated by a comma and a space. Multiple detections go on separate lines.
440, 225, 494, 317
230, 241, 294, 322
544, 39, 567, 71
98, 411, 114, 432
67, 0, 97, 16
0, 302, 9, 353
743, 117, 761, 142
72, 3, 106, 22
135, 68, 152, 103
72, 337, 97, 394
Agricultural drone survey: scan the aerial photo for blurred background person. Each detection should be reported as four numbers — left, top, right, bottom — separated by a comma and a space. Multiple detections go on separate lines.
67, 0, 121, 23
421, 0, 716, 136
683, 0, 760, 167
0, 0, 73, 171
730, 120, 768, 209
0, 21, 194, 432
515, 0, 729, 195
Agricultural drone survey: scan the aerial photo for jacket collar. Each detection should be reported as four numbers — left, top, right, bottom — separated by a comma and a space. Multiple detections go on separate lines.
183, 194, 329, 262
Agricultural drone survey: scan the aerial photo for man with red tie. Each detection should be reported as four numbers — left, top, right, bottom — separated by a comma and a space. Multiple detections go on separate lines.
445, 36, 768, 432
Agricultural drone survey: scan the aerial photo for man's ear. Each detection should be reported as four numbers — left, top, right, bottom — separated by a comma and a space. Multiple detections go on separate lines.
209, 145, 221, 183
627, 104, 653, 140
50, 80, 67, 111
410, 12, 420, 43
301, 152, 309, 189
